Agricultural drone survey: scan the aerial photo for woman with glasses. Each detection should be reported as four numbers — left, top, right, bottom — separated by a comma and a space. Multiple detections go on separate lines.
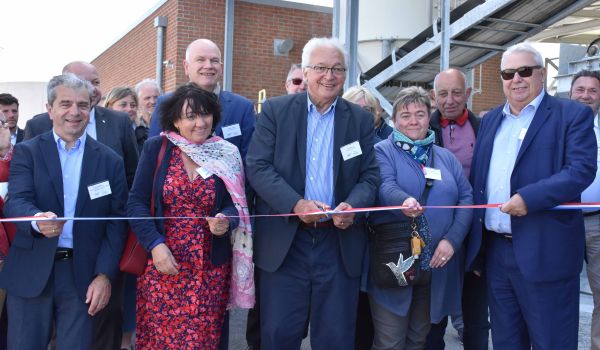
367, 86, 472, 349
343, 86, 392, 143
128, 83, 253, 349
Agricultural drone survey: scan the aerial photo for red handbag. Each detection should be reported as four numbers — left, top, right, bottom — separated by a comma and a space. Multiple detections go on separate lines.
119, 138, 167, 276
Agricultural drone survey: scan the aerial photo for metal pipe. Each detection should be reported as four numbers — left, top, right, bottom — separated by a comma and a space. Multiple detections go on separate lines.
154, 16, 168, 90
223, 0, 234, 91
332, 0, 340, 38
440, 0, 450, 70
345, 0, 359, 90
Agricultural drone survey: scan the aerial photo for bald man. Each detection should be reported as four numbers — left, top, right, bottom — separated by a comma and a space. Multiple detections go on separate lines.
149, 39, 255, 160
427, 68, 488, 350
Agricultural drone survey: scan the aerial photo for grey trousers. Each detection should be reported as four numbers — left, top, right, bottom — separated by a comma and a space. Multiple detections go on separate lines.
370, 271, 432, 350
586, 213, 600, 350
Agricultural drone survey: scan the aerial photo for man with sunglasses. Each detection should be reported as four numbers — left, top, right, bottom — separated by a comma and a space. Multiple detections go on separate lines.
285, 63, 307, 95
467, 42, 597, 349
570, 69, 600, 350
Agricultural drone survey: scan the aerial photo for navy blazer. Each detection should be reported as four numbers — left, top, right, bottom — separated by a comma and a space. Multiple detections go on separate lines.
0, 132, 128, 300
149, 90, 256, 159
127, 136, 239, 267
467, 93, 597, 281
246, 92, 380, 277
24, 106, 139, 187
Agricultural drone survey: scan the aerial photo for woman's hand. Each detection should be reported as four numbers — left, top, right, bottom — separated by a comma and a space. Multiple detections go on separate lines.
401, 197, 424, 218
206, 213, 229, 236
430, 239, 454, 268
151, 243, 179, 275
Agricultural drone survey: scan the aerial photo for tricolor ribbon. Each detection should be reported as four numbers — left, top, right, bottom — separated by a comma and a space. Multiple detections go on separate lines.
3, 202, 600, 222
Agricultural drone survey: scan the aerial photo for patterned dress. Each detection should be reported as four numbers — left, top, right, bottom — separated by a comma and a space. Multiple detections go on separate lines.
136, 148, 231, 349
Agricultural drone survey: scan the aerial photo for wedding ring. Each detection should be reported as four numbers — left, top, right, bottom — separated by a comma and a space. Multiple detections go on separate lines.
441, 257, 447, 261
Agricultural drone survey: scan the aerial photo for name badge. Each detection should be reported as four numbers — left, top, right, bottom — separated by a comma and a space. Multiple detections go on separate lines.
518, 128, 527, 140
88, 180, 112, 200
423, 167, 442, 180
340, 141, 362, 161
222, 124, 242, 139
196, 167, 213, 179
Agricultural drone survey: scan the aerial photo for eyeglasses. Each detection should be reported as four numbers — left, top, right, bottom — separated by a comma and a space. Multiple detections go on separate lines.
306, 65, 347, 76
290, 78, 304, 86
500, 65, 542, 80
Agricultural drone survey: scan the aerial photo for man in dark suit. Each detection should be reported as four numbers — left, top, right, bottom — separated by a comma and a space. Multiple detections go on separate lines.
24, 61, 138, 188
24, 61, 138, 350
569, 70, 600, 350
467, 42, 597, 349
0, 74, 128, 349
246, 37, 379, 349
148, 39, 255, 159
0, 94, 24, 145
427, 68, 487, 350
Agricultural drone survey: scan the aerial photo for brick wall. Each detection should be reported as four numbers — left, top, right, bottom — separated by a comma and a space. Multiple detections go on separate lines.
92, 0, 332, 104
232, 2, 332, 100
471, 54, 505, 115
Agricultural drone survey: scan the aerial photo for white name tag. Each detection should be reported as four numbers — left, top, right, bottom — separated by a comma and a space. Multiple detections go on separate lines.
88, 181, 112, 200
222, 124, 242, 139
340, 141, 362, 161
518, 128, 527, 140
423, 167, 442, 180
196, 167, 213, 179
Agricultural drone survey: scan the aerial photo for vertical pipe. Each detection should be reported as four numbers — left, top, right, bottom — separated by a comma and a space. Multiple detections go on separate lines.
223, 0, 235, 91
345, 0, 359, 89
332, 0, 341, 38
440, 0, 450, 70
154, 16, 168, 90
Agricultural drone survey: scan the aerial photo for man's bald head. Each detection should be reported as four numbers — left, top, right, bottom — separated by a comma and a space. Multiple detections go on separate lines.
433, 68, 471, 120
183, 39, 223, 91
62, 61, 102, 106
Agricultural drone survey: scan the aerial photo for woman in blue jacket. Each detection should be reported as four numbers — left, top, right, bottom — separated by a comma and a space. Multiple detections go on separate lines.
368, 86, 473, 349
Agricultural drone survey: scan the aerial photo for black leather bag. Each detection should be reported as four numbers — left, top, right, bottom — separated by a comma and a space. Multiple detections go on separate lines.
369, 152, 434, 288
370, 220, 423, 288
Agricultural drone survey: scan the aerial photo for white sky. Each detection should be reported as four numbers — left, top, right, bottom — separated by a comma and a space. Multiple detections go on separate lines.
0, 0, 332, 83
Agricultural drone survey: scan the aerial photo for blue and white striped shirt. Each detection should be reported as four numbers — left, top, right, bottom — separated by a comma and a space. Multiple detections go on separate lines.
304, 96, 337, 208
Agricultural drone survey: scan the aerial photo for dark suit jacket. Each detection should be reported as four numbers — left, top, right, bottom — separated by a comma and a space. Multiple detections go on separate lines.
15, 128, 23, 144
467, 93, 597, 282
246, 92, 379, 277
0, 132, 128, 300
149, 90, 256, 159
24, 106, 139, 187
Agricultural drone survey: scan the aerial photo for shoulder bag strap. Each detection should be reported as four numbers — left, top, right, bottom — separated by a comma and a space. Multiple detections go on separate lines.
150, 137, 168, 216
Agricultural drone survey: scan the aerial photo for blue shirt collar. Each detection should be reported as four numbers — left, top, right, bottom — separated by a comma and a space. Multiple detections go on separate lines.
306, 94, 338, 116
53, 129, 87, 151
502, 89, 545, 118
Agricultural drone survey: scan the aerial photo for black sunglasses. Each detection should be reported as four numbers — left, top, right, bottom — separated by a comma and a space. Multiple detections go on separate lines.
290, 78, 303, 86
500, 65, 542, 80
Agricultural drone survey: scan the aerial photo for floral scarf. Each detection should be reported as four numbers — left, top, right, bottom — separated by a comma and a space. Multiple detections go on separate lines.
393, 128, 436, 165
164, 131, 254, 309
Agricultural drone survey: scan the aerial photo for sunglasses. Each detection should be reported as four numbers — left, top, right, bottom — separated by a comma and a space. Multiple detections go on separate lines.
500, 65, 542, 80
290, 78, 304, 86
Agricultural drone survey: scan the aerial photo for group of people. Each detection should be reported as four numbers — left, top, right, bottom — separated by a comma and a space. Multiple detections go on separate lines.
0, 34, 597, 350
